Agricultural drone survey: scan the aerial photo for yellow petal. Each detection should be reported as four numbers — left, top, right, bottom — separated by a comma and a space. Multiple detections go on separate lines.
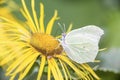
56, 55, 87, 79
6, 49, 34, 75
51, 58, 63, 80
99, 48, 107, 51
21, 0, 37, 32
31, 0, 40, 32
0, 16, 30, 39
46, 10, 58, 34
59, 60, 68, 80
0, 51, 15, 66
10, 53, 39, 75
66, 23, 72, 33
62, 61, 72, 80
0, 7, 15, 21
18, 56, 37, 80
39, 3, 45, 33
81, 64, 100, 80
47, 66, 51, 80
37, 55, 46, 80
48, 59, 59, 80
9, 75, 16, 80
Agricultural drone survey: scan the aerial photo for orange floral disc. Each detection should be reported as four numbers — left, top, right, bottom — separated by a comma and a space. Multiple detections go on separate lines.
30, 33, 63, 56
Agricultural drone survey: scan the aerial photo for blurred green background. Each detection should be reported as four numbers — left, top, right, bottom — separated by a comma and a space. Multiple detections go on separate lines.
0, 0, 120, 80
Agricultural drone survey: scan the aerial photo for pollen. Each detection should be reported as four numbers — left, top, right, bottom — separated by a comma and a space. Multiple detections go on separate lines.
30, 33, 63, 56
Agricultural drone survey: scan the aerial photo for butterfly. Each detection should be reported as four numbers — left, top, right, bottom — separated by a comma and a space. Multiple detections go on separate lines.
59, 25, 104, 63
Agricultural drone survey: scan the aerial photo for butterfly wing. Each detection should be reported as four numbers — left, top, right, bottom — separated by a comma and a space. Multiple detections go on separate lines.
64, 25, 104, 63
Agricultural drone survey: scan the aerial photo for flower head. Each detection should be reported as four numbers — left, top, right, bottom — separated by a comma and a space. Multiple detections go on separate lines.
0, 0, 100, 80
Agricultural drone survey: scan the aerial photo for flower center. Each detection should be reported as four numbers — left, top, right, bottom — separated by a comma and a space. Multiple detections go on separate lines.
30, 33, 63, 56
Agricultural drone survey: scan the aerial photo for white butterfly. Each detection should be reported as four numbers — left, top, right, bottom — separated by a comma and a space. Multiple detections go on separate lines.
60, 25, 104, 63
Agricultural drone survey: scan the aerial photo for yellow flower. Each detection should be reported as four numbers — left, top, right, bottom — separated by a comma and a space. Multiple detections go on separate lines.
0, 0, 6, 4
0, 0, 99, 80
0, 0, 19, 21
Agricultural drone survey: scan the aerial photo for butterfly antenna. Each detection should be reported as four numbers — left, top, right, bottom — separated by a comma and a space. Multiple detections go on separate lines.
63, 23, 66, 33
58, 23, 66, 40
58, 23, 64, 33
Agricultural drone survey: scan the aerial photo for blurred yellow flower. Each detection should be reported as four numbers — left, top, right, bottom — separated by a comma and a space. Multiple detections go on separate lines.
0, 0, 6, 4
0, 0, 18, 20
0, 7, 14, 20
0, 0, 99, 80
